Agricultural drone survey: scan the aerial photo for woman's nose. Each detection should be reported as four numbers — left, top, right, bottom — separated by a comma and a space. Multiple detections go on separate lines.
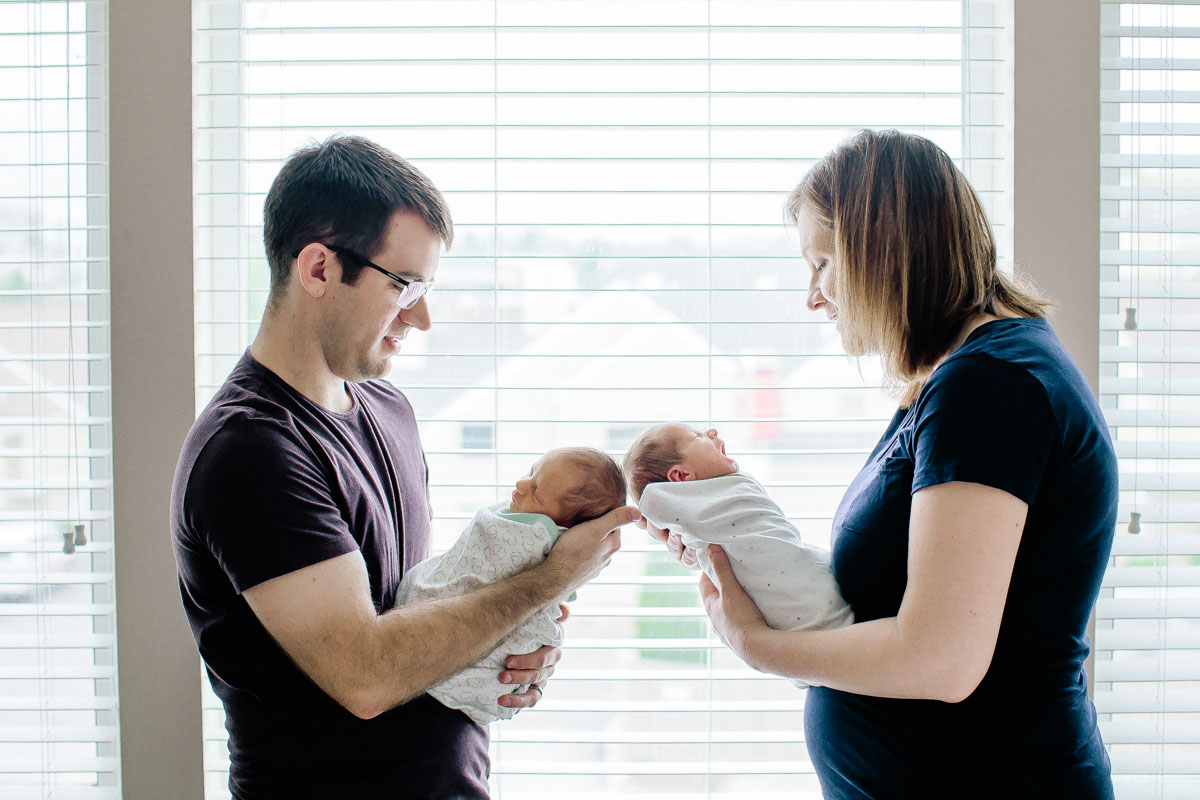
807, 281, 825, 312
706, 428, 718, 439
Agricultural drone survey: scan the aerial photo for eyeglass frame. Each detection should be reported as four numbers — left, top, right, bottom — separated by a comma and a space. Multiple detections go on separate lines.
290, 243, 433, 309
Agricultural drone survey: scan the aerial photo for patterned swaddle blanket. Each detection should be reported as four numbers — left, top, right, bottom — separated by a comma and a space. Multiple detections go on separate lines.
394, 502, 567, 726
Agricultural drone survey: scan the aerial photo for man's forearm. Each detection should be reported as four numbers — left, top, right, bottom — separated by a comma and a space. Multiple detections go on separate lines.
354, 560, 570, 717
248, 507, 629, 719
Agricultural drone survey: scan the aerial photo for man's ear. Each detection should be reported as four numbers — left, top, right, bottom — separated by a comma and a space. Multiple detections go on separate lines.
295, 243, 337, 299
667, 466, 691, 482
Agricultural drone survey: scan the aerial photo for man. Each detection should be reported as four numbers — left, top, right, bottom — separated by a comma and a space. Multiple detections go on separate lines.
171, 136, 635, 798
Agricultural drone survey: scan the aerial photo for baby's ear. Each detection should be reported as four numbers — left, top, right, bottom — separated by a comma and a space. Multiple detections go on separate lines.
666, 466, 691, 482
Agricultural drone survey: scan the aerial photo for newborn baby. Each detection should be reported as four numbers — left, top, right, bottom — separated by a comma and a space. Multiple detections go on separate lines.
624, 423, 853, 687
394, 446, 626, 725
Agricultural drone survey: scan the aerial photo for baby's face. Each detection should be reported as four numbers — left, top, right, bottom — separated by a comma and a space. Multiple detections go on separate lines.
665, 424, 738, 481
509, 451, 584, 525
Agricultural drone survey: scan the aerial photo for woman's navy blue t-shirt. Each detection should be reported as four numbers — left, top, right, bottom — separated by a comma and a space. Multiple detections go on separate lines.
804, 318, 1118, 799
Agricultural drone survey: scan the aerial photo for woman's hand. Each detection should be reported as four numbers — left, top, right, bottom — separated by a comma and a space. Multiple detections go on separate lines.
698, 545, 771, 667
638, 515, 702, 570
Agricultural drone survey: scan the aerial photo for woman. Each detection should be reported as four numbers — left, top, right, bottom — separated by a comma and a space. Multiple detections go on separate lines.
646, 130, 1117, 798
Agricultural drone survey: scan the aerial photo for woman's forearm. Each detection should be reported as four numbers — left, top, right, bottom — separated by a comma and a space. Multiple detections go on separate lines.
744, 615, 989, 703
739, 483, 1025, 703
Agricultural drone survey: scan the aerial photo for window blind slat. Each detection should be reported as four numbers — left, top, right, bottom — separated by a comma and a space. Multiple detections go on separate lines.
1098, 9, 1200, 782
1, 2, 116, 798
193, 1, 1011, 797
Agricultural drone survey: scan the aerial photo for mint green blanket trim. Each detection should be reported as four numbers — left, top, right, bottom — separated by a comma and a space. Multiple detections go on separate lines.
496, 510, 562, 543
495, 508, 577, 606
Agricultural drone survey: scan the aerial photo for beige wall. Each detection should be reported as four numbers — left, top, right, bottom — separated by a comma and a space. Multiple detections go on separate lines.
110, 0, 203, 797
1013, 0, 1101, 393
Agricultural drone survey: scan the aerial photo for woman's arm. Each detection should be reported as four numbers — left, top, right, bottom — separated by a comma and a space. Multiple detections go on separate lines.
702, 480, 1026, 702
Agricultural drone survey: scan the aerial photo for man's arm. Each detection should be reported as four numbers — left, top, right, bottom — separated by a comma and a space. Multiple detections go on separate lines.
703, 481, 1026, 702
243, 506, 637, 719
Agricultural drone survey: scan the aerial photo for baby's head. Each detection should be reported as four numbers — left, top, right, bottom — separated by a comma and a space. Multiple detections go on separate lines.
622, 423, 738, 502
508, 447, 627, 527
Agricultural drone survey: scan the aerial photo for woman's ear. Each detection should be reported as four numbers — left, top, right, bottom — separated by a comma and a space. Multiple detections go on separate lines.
667, 466, 691, 482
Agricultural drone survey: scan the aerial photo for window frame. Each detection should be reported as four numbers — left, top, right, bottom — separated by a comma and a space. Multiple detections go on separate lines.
92, 0, 1123, 797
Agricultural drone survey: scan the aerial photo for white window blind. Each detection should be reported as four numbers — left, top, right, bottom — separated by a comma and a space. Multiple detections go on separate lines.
192, 1, 1010, 797
0, 1, 117, 799
1099, 4, 1200, 799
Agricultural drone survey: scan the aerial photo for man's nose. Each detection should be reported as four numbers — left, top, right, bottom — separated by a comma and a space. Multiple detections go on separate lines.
398, 295, 431, 331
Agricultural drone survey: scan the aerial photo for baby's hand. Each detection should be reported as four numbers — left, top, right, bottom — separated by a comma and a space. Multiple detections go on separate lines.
641, 515, 702, 570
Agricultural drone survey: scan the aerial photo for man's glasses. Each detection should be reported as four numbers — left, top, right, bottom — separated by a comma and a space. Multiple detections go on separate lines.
293, 243, 432, 309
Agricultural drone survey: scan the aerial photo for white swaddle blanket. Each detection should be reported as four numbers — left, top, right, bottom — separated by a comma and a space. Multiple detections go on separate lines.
394, 502, 568, 726
640, 472, 854, 687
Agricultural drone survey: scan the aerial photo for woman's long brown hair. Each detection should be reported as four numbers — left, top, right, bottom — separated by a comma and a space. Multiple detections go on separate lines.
786, 129, 1052, 405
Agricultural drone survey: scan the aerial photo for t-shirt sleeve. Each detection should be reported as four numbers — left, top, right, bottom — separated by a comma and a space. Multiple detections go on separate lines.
183, 415, 360, 593
911, 354, 1056, 505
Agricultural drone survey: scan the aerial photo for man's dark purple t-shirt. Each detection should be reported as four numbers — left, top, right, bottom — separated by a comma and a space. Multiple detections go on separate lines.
171, 352, 489, 799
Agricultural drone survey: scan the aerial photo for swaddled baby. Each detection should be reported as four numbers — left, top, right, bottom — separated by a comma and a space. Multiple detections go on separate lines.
624, 424, 853, 687
395, 446, 626, 725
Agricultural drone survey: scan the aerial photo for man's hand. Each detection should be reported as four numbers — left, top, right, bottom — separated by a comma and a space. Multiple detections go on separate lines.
496, 606, 568, 708
540, 505, 638, 595
497, 644, 561, 708
638, 515, 702, 570
503, 506, 639, 711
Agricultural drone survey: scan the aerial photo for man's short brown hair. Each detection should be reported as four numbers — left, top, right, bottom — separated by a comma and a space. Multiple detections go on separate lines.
263, 135, 453, 308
